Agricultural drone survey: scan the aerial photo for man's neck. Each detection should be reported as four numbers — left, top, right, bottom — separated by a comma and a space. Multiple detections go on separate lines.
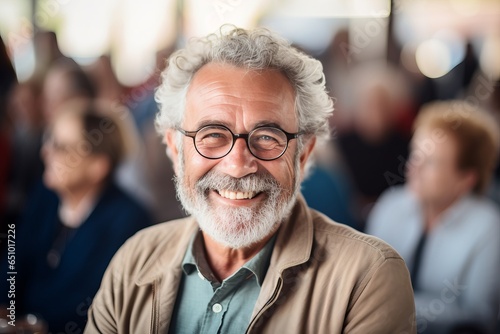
201, 232, 275, 281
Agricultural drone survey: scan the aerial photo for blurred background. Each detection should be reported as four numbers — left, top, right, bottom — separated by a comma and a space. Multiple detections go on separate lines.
1, 0, 500, 332
1, 0, 499, 84
1, 0, 500, 229
2, 0, 500, 84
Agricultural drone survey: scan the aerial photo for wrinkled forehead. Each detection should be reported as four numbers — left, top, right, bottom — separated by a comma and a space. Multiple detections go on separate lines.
188, 63, 295, 100
183, 63, 297, 130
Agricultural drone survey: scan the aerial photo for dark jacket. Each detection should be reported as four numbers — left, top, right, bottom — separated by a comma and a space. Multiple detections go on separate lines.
0, 181, 152, 332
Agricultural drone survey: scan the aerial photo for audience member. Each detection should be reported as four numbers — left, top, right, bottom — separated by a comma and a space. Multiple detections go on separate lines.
336, 62, 413, 227
0, 102, 152, 332
366, 100, 500, 334
2, 58, 96, 229
84, 54, 163, 213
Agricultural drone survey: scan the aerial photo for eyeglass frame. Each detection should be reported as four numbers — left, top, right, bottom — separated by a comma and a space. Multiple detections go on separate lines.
176, 124, 304, 161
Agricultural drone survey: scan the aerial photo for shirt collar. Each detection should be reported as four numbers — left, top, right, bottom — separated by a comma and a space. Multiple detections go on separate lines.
181, 231, 277, 287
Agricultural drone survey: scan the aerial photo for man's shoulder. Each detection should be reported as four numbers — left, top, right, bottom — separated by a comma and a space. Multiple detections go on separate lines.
126, 217, 197, 249
311, 210, 403, 261
108, 217, 197, 280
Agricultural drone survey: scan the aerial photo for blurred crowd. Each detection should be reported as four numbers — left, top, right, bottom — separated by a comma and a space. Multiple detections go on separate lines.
303, 28, 500, 229
0, 32, 183, 228
0, 24, 499, 333
0, 32, 183, 332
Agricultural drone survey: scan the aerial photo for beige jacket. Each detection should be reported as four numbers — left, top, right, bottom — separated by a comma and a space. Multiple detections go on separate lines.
85, 197, 416, 333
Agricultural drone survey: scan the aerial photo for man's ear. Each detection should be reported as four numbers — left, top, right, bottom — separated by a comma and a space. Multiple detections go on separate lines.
164, 129, 180, 175
299, 135, 316, 177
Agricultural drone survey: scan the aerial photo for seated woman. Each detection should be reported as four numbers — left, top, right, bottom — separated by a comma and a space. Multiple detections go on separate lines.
366, 100, 500, 334
0, 101, 152, 332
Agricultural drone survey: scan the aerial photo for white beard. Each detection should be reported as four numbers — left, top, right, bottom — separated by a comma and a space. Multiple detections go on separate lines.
174, 147, 301, 249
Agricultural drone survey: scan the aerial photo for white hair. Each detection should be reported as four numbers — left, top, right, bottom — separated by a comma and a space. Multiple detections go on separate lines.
154, 25, 334, 150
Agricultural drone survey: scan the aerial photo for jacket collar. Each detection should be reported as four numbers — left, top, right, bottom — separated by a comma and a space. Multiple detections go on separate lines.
135, 217, 199, 285
133, 195, 314, 333
135, 195, 314, 285
251, 195, 314, 317
269, 194, 314, 272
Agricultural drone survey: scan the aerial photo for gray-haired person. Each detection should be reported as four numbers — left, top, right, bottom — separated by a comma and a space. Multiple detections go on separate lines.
85, 26, 415, 333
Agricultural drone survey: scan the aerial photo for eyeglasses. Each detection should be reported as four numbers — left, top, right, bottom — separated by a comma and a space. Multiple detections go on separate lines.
177, 124, 303, 161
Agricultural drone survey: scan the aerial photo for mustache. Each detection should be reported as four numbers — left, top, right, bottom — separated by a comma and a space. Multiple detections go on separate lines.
196, 170, 283, 194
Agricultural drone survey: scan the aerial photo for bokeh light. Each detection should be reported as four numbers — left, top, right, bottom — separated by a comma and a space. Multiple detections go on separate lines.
415, 31, 465, 79
479, 34, 500, 80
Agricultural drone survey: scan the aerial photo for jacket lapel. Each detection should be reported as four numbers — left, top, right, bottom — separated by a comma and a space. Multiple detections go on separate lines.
135, 218, 199, 333
249, 196, 314, 326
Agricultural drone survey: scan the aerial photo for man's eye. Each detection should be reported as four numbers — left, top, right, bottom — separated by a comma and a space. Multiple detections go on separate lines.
256, 135, 279, 143
198, 131, 230, 148
251, 135, 282, 151
203, 132, 224, 139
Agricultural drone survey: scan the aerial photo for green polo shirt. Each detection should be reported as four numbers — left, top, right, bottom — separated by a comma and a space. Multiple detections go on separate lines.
169, 231, 276, 334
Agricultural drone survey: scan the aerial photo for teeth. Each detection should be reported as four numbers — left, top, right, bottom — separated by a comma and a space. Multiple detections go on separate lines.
218, 190, 256, 200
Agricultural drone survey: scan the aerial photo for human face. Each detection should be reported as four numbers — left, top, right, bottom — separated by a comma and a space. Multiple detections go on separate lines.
41, 114, 98, 196
165, 63, 314, 249
406, 127, 473, 207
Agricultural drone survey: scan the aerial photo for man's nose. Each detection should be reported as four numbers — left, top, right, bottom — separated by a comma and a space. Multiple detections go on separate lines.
217, 137, 258, 178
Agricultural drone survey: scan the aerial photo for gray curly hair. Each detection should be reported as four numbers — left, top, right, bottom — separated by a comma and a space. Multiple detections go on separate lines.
155, 26, 333, 150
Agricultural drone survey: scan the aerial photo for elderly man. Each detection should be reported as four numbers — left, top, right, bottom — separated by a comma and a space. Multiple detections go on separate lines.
85, 27, 415, 333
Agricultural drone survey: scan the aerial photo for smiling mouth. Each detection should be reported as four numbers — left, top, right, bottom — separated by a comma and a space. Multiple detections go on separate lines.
217, 189, 258, 200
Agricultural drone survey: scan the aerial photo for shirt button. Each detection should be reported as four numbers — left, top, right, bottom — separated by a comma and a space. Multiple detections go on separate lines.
212, 303, 223, 313
197, 271, 205, 280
